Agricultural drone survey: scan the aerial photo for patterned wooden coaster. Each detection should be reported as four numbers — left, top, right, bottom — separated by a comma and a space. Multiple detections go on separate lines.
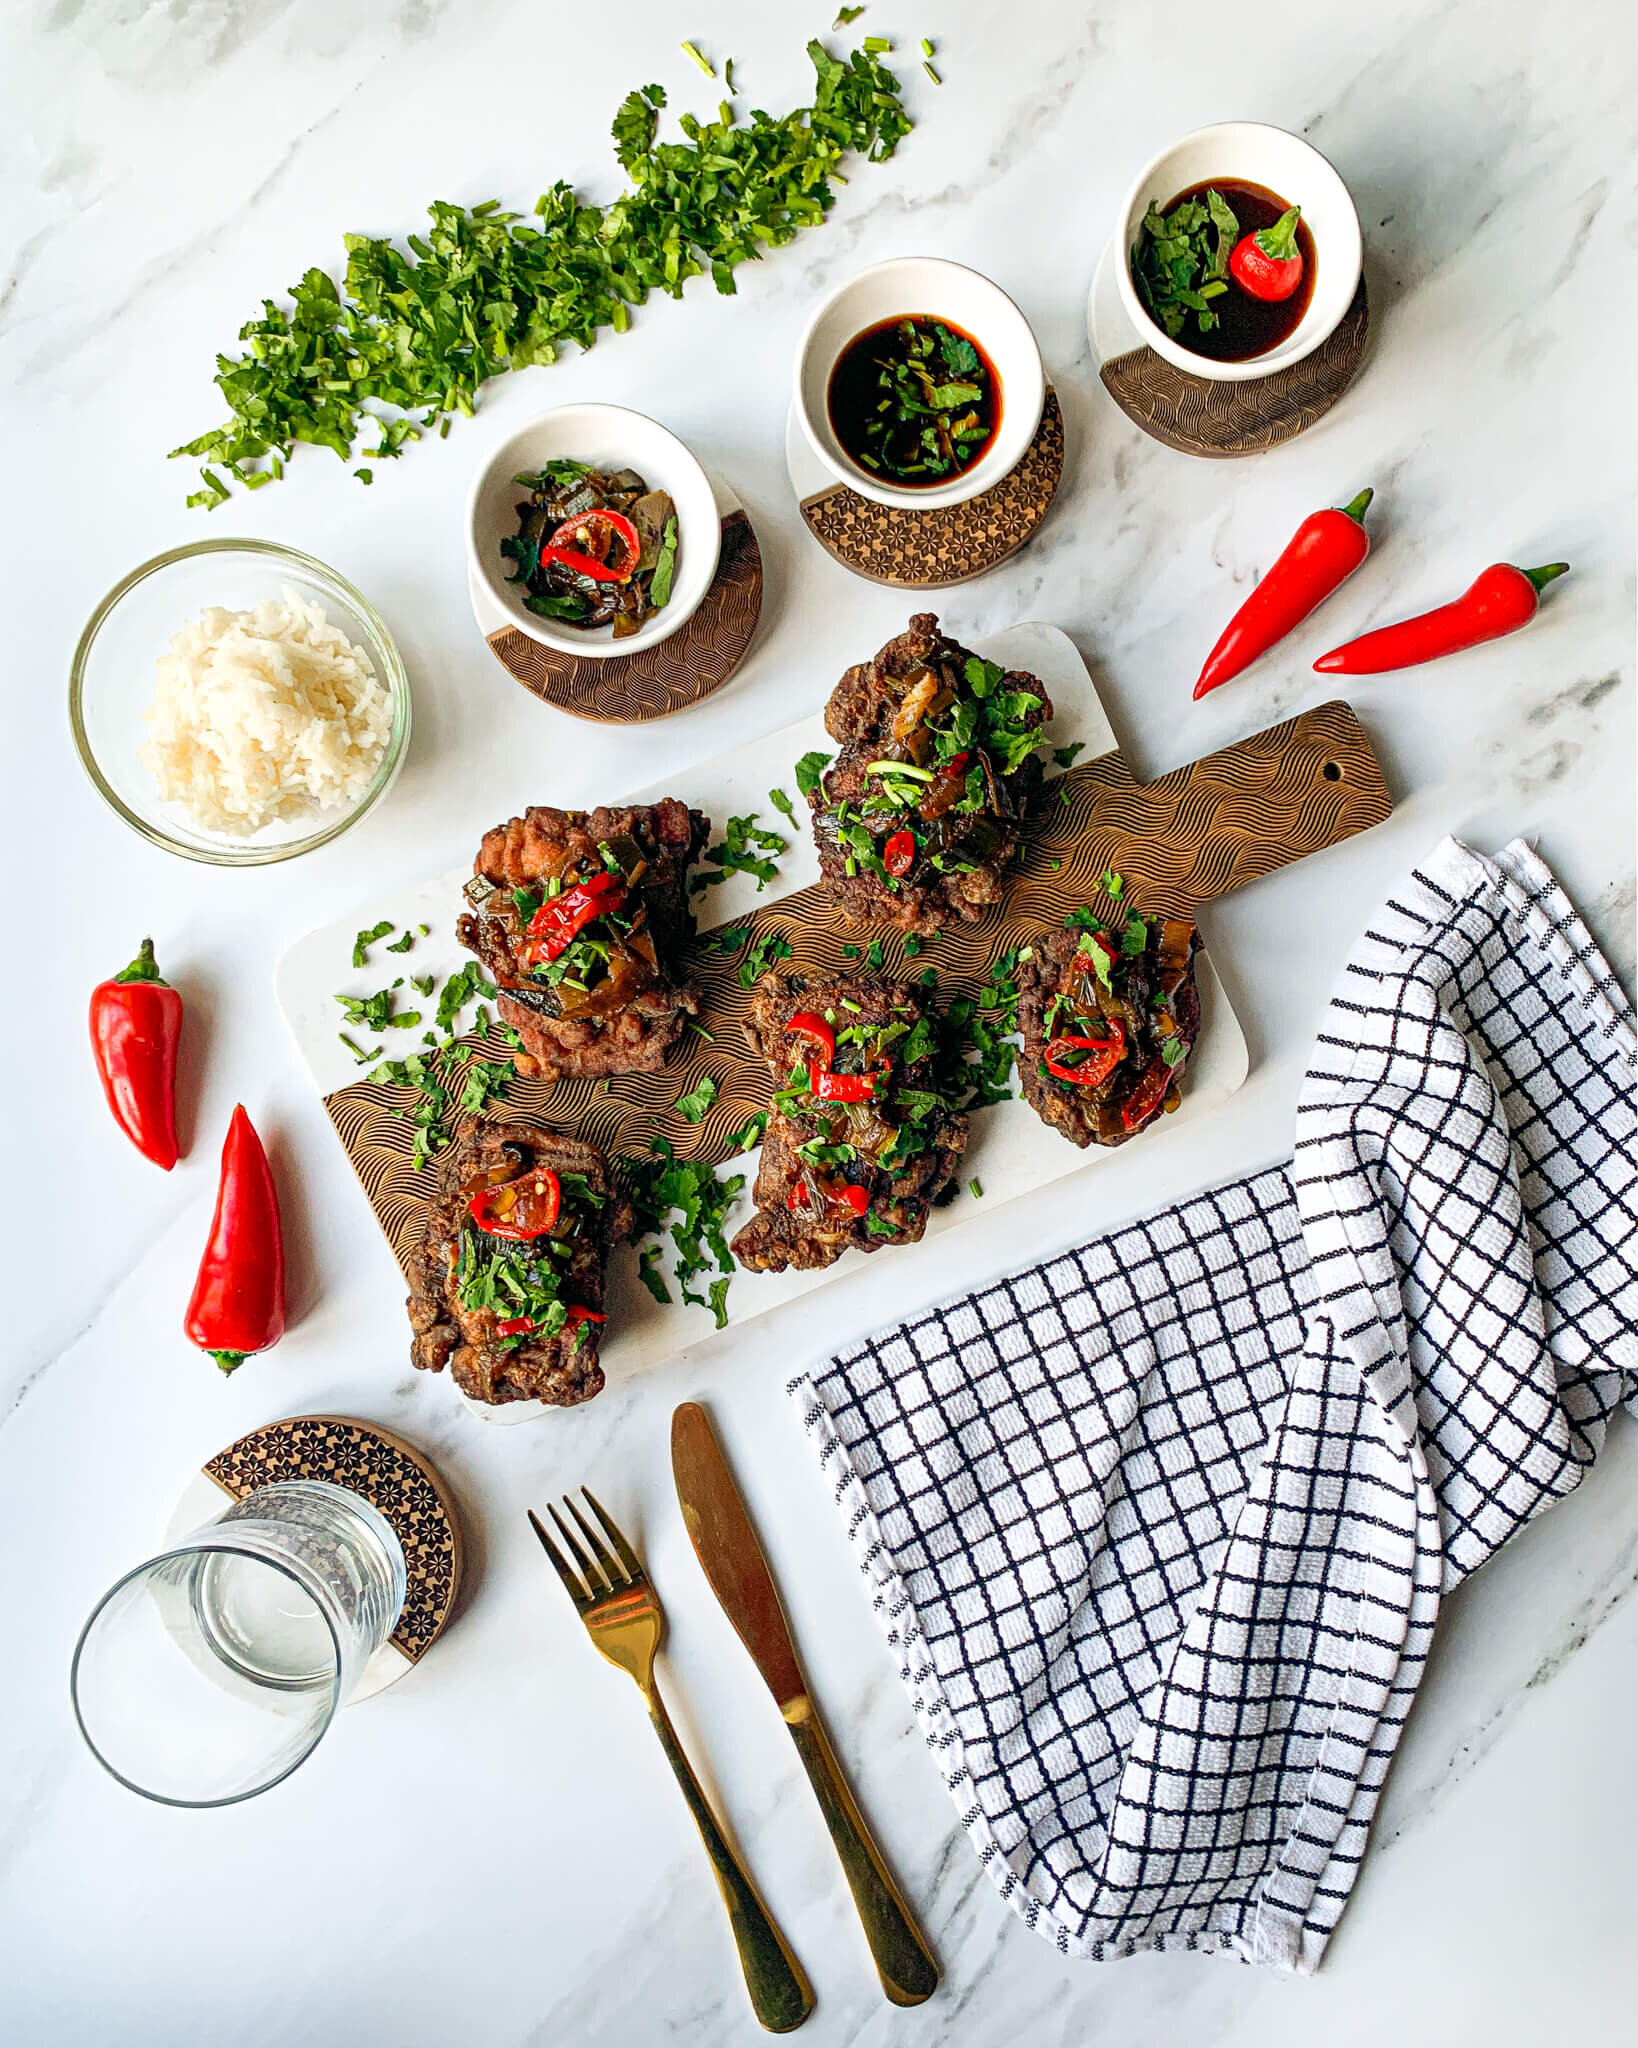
1100, 279, 1369, 459
322, 697, 1388, 1280
483, 509, 762, 723
203, 1415, 462, 1665
799, 389, 1064, 587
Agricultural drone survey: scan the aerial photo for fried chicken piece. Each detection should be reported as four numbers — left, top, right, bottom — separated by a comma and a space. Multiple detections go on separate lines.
808, 613, 1051, 935
729, 970, 967, 1275
456, 799, 709, 1083
1016, 914, 1201, 1148
406, 1117, 632, 1406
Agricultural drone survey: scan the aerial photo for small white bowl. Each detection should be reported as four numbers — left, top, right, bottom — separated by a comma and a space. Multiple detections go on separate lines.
467, 404, 720, 657
794, 257, 1045, 509
1115, 122, 1362, 383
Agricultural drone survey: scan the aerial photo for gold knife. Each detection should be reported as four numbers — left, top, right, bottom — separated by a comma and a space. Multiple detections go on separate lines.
671, 1401, 939, 2007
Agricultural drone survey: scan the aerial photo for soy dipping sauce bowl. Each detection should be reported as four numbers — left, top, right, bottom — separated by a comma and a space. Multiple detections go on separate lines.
1116, 122, 1362, 383
794, 256, 1045, 509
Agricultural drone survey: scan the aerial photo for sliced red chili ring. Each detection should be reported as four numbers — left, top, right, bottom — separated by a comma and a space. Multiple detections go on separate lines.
784, 1010, 836, 1070
1120, 1058, 1172, 1130
1044, 1022, 1126, 1087
564, 1305, 607, 1325
814, 1068, 879, 1103
883, 829, 916, 877
469, 1167, 562, 1239
494, 1315, 536, 1338
518, 870, 628, 966
543, 509, 641, 584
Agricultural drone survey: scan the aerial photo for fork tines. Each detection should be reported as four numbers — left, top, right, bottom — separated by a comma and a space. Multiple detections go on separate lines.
527, 1488, 645, 1608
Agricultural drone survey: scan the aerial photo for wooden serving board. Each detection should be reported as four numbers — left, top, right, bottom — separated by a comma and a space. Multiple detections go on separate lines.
277, 624, 1388, 1415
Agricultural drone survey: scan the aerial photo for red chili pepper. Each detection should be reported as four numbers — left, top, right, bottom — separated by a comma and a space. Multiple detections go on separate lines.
1229, 205, 1304, 302
469, 1168, 562, 1240
518, 870, 627, 966
785, 1010, 836, 1070
814, 1067, 879, 1103
565, 1305, 607, 1325
89, 938, 184, 1170
184, 1106, 285, 1376
543, 508, 641, 584
1194, 490, 1374, 700
1044, 1022, 1126, 1087
883, 829, 917, 877
1120, 1060, 1172, 1132
1314, 562, 1570, 676
494, 1315, 536, 1338
786, 1178, 871, 1218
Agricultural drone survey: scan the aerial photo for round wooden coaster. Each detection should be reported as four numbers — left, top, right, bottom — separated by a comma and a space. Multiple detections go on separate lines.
797, 388, 1064, 588
478, 508, 762, 723
1091, 240, 1369, 458
198, 1414, 462, 1669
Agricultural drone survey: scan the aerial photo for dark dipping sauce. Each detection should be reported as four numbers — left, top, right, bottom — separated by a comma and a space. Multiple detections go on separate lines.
827, 314, 1002, 487
1143, 178, 1317, 363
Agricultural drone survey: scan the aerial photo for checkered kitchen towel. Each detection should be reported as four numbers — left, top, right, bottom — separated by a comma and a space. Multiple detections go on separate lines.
790, 837, 1636, 1973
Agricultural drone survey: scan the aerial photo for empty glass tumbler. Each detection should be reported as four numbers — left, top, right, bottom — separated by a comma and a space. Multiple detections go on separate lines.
71, 1479, 407, 1806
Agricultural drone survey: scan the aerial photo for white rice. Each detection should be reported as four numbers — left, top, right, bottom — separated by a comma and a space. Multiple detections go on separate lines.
139, 586, 393, 837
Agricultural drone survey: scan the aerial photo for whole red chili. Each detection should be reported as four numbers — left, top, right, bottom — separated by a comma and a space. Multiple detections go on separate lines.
518, 870, 627, 967
1194, 490, 1374, 700
1229, 205, 1304, 302
1044, 1023, 1126, 1088
1314, 562, 1570, 675
1120, 1060, 1173, 1132
883, 829, 917, 878
90, 938, 184, 1170
184, 1106, 285, 1376
469, 1168, 562, 1240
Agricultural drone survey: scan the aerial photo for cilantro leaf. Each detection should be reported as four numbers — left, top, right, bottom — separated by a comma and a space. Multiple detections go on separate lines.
352, 921, 393, 968
794, 750, 833, 801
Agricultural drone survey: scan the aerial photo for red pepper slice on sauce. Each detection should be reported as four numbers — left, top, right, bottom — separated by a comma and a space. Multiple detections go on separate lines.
1194, 489, 1374, 700
518, 870, 627, 967
1044, 1022, 1126, 1087
469, 1168, 562, 1240
814, 1067, 879, 1103
1120, 1059, 1172, 1131
543, 508, 641, 584
785, 1010, 837, 1070
883, 830, 917, 877
1313, 562, 1570, 676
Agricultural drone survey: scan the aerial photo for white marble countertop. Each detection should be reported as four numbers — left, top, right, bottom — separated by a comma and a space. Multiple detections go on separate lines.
3, 2, 1634, 2042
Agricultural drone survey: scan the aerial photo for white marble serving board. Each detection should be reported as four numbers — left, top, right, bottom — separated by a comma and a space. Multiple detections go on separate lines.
275, 622, 1248, 1413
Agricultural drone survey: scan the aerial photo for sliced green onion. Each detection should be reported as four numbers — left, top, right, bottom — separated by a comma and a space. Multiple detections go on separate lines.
922, 60, 941, 84
865, 758, 936, 783
680, 40, 715, 77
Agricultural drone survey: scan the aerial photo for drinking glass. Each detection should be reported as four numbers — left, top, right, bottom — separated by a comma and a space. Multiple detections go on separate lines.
71, 1480, 407, 1807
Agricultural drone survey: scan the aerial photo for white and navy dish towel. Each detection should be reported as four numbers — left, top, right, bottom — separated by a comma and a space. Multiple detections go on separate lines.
790, 837, 1636, 1974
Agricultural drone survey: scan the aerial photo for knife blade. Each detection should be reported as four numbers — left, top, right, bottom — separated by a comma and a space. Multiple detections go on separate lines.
671, 1401, 939, 2008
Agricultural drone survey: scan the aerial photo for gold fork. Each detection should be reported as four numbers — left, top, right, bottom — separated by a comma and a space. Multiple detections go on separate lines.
528, 1492, 815, 2034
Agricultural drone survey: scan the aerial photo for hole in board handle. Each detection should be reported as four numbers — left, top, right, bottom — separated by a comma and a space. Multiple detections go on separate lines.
1322, 761, 1342, 782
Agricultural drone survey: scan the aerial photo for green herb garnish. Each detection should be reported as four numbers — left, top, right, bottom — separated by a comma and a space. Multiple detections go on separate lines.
649, 515, 680, 609
739, 927, 794, 989
794, 750, 833, 801
768, 785, 799, 827
691, 813, 787, 893
1130, 186, 1240, 339
174, 39, 916, 503
674, 1075, 719, 1123
352, 921, 393, 968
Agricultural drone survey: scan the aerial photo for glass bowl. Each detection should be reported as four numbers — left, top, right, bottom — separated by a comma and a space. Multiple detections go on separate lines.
70, 539, 411, 865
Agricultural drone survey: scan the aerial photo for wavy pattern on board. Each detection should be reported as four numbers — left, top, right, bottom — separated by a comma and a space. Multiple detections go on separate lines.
324, 698, 1389, 1276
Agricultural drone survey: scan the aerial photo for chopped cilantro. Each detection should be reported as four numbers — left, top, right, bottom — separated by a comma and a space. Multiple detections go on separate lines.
794, 750, 833, 801
674, 1076, 719, 1123
352, 921, 393, 968
739, 927, 794, 989
728, 1111, 768, 1152
174, 41, 917, 504
627, 1139, 746, 1324
692, 812, 787, 893
385, 930, 415, 954
768, 785, 799, 826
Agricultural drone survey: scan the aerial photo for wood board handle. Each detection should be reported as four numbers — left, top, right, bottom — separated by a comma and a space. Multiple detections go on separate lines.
1046, 699, 1392, 919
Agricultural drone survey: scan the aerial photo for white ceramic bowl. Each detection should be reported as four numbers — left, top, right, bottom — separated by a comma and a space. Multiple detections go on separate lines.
794, 257, 1045, 509
1116, 122, 1362, 383
467, 404, 720, 657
